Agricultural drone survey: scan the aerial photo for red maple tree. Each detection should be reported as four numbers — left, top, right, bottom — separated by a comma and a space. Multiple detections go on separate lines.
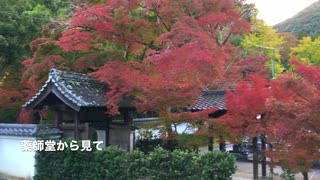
221, 58, 320, 179
18, 0, 257, 136
266, 59, 320, 180
219, 75, 271, 138
83, 0, 253, 140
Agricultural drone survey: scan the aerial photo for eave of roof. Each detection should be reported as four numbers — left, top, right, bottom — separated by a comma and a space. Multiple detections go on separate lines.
22, 69, 225, 113
189, 90, 226, 111
22, 69, 108, 111
0, 124, 62, 137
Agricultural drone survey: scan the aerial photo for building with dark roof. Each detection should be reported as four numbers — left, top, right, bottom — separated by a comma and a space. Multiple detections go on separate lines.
189, 90, 226, 111
22, 69, 228, 150
22, 69, 134, 150
22, 69, 109, 111
189, 90, 227, 151
0, 123, 62, 137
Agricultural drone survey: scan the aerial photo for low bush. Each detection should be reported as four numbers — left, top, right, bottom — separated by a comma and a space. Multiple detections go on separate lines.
35, 139, 236, 180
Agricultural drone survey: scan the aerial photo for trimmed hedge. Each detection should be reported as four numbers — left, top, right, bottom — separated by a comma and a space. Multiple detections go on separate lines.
34, 140, 236, 180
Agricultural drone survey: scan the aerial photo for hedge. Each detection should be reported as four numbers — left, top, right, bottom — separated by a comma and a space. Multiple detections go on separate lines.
34, 140, 236, 180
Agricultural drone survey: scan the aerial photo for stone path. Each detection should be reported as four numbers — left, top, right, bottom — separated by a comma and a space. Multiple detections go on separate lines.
233, 161, 320, 180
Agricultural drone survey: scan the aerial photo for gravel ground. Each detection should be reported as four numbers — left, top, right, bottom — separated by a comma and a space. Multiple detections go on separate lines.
233, 161, 320, 180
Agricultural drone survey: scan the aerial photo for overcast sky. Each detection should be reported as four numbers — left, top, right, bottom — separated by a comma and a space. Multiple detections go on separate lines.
246, 0, 319, 25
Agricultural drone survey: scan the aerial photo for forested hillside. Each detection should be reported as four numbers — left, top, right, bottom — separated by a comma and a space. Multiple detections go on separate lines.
0, 0, 72, 122
274, 0, 320, 38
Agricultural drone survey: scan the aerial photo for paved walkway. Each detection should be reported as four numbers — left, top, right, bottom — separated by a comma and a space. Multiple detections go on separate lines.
233, 161, 320, 180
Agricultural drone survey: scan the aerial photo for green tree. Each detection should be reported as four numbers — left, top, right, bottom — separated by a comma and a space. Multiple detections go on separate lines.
297, 31, 308, 40
290, 36, 320, 65
278, 32, 299, 70
0, 0, 72, 123
241, 18, 285, 78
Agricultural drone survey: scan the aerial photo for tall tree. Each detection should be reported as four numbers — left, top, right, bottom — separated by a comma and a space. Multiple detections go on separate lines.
278, 32, 299, 70
266, 60, 320, 180
0, 0, 73, 122
290, 36, 320, 65
218, 75, 272, 179
221, 59, 320, 179
40, 0, 259, 141
241, 18, 284, 78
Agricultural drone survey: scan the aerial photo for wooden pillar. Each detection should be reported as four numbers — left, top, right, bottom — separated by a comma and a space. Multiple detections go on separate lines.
261, 135, 267, 179
123, 110, 130, 125
55, 110, 62, 129
219, 136, 226, 152
74, 111, 80, 139
269, 143, 274, 179
105, 117, 111, 146
302, 172, 309, 180
208, 136, 214, 151
253, 137, 259, 180
208, 125, 214, 151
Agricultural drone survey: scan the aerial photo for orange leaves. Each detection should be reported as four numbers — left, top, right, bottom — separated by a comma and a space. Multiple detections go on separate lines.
56, 4, 115, 52
20, 1, 254, 132
92, 57, 202, 115
219, 75, 271, 137
70, 4, 114, 32
22, 59, 33, 68
57, 29, 92, 52
30, 38, 52, 52
292, 60, 320, 89
91, 60, 153, 114
18, 108, 32, 124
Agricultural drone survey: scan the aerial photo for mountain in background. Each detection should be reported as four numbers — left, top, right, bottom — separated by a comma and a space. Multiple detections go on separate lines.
274, 0, 320, 38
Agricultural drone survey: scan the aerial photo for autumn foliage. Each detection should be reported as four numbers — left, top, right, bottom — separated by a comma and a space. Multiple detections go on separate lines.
0, 1, 254, 126
83, 0, 253, 139
221, 59, 320, 176
17, 0, 251, 133
1, 0, 320, 177
219, 75, 271, 138
267, 60, 320, 175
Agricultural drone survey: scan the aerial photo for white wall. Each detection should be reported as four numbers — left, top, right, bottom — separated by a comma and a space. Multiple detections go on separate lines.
134, 123, 197, 140
0, 135, 36, 179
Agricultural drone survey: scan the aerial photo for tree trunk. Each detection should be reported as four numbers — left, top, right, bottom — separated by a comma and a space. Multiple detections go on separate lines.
269, 143, 274, 179
302, 172, 308, 180
105, 116, 111, 147
74, 111, 80, 139
219, 136, 226, 152
208, 136, 213, 151
261, 135, 267, 179
253, 137, 259, 180
208, 125, 214, 151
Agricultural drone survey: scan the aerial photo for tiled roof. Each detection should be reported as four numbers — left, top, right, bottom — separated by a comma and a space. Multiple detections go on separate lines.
132, 118, 159, 126
22, 69, 108, 111
22, 69, 225, 112
0, 124, 62, 137
189, 90, 226, 111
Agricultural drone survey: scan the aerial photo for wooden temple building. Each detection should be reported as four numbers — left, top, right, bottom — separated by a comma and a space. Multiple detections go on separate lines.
22, 69, 135, 149
22, 69, 227, 150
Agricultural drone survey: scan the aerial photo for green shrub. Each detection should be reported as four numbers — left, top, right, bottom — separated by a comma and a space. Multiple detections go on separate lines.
34, 139, 95, 180
146, 147, 197, 179
35, 139, 236, 180
126, 149, 148, 179
135, 138, 163, 153
196, 151, 237, 180
94, 146, 128, 180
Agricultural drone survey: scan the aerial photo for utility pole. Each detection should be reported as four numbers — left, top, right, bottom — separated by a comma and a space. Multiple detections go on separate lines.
245, 42, 282, 179
246, 41, 282, 79
272, 48, 275, 79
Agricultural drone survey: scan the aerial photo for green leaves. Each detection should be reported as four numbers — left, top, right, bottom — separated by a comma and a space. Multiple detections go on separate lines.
0, 0, 72, 123
35, 144, 236, 180
290, 36, 320, 65
196, 151, 236, 180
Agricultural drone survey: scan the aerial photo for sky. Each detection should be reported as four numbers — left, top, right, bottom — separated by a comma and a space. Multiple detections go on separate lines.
246, 0, 319, 25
